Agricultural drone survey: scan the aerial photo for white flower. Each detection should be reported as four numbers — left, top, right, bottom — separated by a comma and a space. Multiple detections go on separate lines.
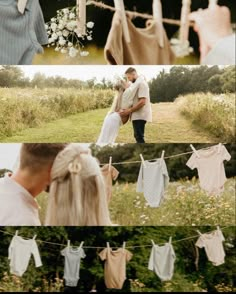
48, 37, 55, 44
51, 23, 57, 32
52, 33, 58, 40
59, 39, 66, 46
51, 17, 56, 22
62, 8, 69, 14
45, 24, 49, 30
68, 42, 73, 47
87, 36, 93, 41
69, 47, 78, 58
87, 21, 94, 29
66, 20, 77, 31
58, 24, 64, 30
61, 48, 67, 54
69, 12, 75, 19
57, 31, 62, 37
55, 47, 60, 52
62, 29, 70, 37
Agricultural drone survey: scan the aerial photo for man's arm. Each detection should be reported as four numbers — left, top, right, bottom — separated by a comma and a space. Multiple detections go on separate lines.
119, 98, 146, 117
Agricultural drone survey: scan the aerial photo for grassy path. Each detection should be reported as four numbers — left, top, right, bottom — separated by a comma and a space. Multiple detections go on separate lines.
1, 103, 219, 143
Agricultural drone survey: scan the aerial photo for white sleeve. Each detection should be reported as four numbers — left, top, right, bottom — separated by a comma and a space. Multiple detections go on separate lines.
32, 241, 43, 268
221, 145, 231, 162
195, 236, 205, 248
202, 34, 235, 65
136, 164, 144, 193
148, 247, 154, 271
8, 237, 15, 260
186, 154, 197, 170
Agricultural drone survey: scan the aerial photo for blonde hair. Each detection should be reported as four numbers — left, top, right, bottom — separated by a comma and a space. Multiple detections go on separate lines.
45, 144, 112, 226
109, 80, 126, 113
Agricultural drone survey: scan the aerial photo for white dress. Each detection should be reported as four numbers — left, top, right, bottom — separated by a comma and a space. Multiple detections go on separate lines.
96, 76, 145, 145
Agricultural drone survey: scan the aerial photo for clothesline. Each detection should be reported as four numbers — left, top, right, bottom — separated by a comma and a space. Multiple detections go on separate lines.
86, 0, 194, 27
0, 226, 231, 249
99, 144, 226, 166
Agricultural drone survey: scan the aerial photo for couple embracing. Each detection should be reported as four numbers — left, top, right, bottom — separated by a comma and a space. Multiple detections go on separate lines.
97, 67, 153, 145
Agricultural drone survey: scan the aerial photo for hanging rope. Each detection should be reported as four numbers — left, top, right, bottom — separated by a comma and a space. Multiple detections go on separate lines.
0, 226, 231, 249
86, 0, 194, 27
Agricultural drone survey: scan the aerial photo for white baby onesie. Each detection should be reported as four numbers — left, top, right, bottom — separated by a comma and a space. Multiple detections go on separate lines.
8, 234, 42, 277
196, 228, 225, 266
61, 244, 86, 287
148, 238, 176, 281
186, 144, 231, 195
136, 158, 169, 207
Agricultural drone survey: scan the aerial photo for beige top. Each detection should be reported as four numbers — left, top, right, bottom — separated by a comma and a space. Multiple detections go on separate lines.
0, 175, 41, 226
131, 79, 152, 122
196, 228, 225, 266
105, 11, 175, 65
99, 247, 133, 289
101, 164, 119, 203
186, 144, 231, 195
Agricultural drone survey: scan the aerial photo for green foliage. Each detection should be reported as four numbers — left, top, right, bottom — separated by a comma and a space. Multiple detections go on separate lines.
0, 227, 235, 292
149, 66, 235, 102
177, 93, 235, 141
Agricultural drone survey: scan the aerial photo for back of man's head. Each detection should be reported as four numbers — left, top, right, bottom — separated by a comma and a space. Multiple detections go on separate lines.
125, 67, 137, 74
20, 144, 67, 172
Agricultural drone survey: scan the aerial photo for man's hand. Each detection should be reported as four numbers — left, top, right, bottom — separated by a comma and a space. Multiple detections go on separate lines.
189, 5, 232, 62
119, 109, 131, 117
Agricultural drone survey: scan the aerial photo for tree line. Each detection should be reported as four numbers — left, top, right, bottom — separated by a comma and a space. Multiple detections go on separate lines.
0, 66, 235, 102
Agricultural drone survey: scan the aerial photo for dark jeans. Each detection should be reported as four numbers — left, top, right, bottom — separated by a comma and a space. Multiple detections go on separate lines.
132, 120, 146, 143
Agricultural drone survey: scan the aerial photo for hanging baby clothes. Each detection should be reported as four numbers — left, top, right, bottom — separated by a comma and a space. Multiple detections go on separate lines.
148, 238, 176, 281
61, 243, 86, 287
186, 144, 231, 195
0, 0, 48, 65
195, 227, 225, 266
136, 158, 169, 207
8, 233, 42, 277
104, 11, 175, 65
100, 164, 119, 203
99, 244, 133, 290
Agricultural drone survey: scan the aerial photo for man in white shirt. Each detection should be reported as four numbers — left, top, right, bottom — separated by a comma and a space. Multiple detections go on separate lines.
0, 143, 66, 226
120, 67, 152, 143
189, 4, 235, 65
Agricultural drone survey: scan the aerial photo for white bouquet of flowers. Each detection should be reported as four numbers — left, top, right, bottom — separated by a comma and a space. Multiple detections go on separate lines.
45, 7, 94, 58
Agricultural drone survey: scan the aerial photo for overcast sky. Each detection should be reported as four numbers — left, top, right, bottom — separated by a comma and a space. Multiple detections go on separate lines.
20, 65, 174, 82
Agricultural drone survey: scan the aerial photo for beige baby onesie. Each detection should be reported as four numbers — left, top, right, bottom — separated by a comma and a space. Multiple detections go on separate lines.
186, 144, 231, 195
100, 164, 119, 203
196, 228, 225, 266
99, 246, 133, 289
105, 11, 175, 65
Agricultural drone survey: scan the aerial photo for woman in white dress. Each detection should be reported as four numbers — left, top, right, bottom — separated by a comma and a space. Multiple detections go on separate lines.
96, 76, 145, 145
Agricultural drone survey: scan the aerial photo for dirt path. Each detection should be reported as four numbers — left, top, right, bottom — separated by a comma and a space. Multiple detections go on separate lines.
1, 103, 219, 143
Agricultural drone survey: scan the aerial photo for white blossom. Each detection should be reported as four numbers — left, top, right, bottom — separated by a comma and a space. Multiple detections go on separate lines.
80, 51, 89, 57
87, 21, 94, 29
69, 47, 78, 58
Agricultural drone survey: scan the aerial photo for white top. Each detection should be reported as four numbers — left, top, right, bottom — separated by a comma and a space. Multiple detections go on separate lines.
202, 34, 235, 65
8, 235, 42, 277
186, 144, 231, 195
148, 240, 176, 281
136, 158, 169, 207
61, 245, 86, 287
196, 228, 225, 266
0, 175, 41, 226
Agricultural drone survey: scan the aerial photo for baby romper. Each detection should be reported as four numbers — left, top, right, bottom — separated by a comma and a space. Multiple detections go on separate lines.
104, 11, 175, 65
196, 227, 225, 266
136, 158, 169, 207
148, 238, 176, 281
99, 244, 133, 289
61, 244, 86, 287
186, 144, 231, 195
0, 0, 48, 65
8, 234, 42, 277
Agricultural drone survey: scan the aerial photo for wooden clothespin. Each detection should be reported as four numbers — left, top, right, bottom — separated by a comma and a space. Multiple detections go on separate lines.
106, 242, 110, 249
209, 0, 218, 9
152, 0, 164, 48
216, 226, 220, 231
67, 240, 71, 248
15, 230, 18, 236
109, 156, 112, 172
140, 154, 146, 168
169, 236, 172, 244
151, 239, 155, 246
77, 0, 87, 36
114, 0, 131, 43
80, 241, 84, 248
33, 235, 37, 240
123, 242, 126, 252
196, 230, 202, 236
161, 150, 165, 160
179, 0, 191, 44
217, 143, 222, 154
18, 0, 28, 14
190, 144, 200, 158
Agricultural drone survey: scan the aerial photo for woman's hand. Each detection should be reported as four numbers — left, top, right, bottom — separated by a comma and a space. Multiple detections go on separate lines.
189, 5, 233, 62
